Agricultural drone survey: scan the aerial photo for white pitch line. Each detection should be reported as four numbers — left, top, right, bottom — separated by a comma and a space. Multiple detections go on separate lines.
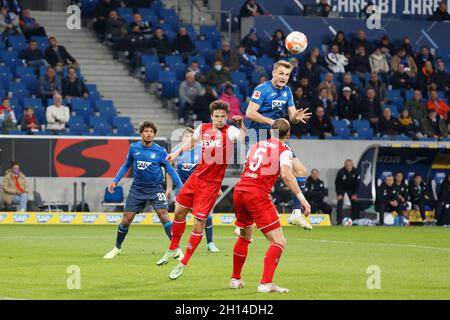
0, 297, 28, 300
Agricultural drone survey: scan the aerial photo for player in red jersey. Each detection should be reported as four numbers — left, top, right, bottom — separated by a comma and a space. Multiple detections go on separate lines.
230, 118, 311, 293
156, 100, 246, 280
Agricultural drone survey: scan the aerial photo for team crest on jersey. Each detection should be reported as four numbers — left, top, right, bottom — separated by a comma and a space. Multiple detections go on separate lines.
283, 92, 287, 97
137, 160, 151, 170
252, 90, 261, 99
150, 153, 156, 159
272, 100, 286, 110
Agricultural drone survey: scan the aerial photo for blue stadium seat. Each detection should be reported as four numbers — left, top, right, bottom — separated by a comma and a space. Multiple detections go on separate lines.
356, 127, 374, 139
71, 99, 91, 111
23, 98, 43, 109
170, 63, 187, 81
160, 16, 180, 32
184, 24, 197, 40
158, 70, 176, 82
187, 55, 206, 69
352, 119, 370, 130
195, 41, 214, 63
418, 137, 437, 142
7, 130, 27, 135
141, 54, 159, 65
75, 105, 93, 123
200, 26, 221, 45
164, 55, 183, 65
331, 119, 348, 131
85, 83, 99, 96
113, 116, 134, 135
99, 106, 117, 125
0, 71, 13, 89
334, 127, 351, 138
95, 99, 114, 111
8, 35, 27, 51
257, 56, 275, 74
33, 107, 45, 124
80, 0, 98, 17
394, 135, 412, 141
160, 8, 177, 18
144, 62, 161, 82
301, 136, 319, 140
90, 116, 111, 135
31, 36, 48, 53
138, 8, 157, 20
16, 66, 35, 78
117, 7, 133, 24
161, 80, 180, 98
8, 82, 29, 101
103, 185, 124, 203
68, 116, 87, 134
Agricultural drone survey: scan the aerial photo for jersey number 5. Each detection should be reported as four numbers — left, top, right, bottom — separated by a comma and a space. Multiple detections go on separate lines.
249, 147, 267, 172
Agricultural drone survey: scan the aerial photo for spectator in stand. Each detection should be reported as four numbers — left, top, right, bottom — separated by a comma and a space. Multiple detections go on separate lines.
220, 83, 243, 120
191, 85, 217, 123
19, 8, 47, 38
2, 161, 28, 212
409, 173, 435, 224
132, 12, 152, 40
207, 60, 231, 90
369, 47, 390, 83
394, 172, 409, 210
305, 47, 329, 74
361, 88, 381, 128
299, 59, 320, 89
349, 45, 371, 81
309, 105, 334, 139
379, 36, 395, 57
268, 29, 288, 60
20, 39, 48, 72
337, 86, 360, 121
318, 0, 332, 17
391, 48, 418, 78
241, 27, 263, 57
122, 23, 149, 74
293, 86, 312, 111
428, 1, 450, 21
305, 169, 332, 214
0, 6, 20, 35
417, 60, 437, 97
0, 97, 17, 133
365, 71, 387, 105
401, 36, 415, 57
46, 93, 70, 132
39, 66, 61, 105
62, 66, 89, 103
376, 175, 404, 225
405, 89, 427, 126
178, 72, 202, 125
331, 31, 350, 58
21, 106, 40, 134
1, 0, 21, 15
314, 87, 334, 116
172, 26, 195, 61
398, 109, 423, 139
149, 27, 172, 61
390, 63, 413, 90
421, 108, 448, 139
237, 44, 256, 76
239, 0, 264, 18
377, 107, 400, 136
214, 40, 239, 72
297, 76, 315, 103
186, 60, 207, 84
45, 37, 79, 68
340, 72, 361, 97
351, 30, 373, 55
318, 72, 338, 103
335, 159, 360, 224
104, 10, 127, 47
436, 173, 450, 226
427, 89, 450, 121
435, 60, 450, 98
93, 0, 120, 40
325, 44, 348, 74
415, 45, 435, 71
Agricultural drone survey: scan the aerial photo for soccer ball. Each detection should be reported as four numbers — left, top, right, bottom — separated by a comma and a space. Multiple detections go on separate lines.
342, 217, 353, 227
285, 31, 308, 54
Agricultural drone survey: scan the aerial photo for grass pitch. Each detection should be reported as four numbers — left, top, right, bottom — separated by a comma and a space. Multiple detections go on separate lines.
1, 224, 449, 300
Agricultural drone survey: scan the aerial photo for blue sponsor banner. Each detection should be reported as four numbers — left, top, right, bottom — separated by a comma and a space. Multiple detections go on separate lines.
59, 214, 76, 223
151, 214, 161, 224
0, 214, 7, 223
82, 214, 99, 224
13, 214, 30, 223
220, 215, 236, 225
36, 214, 54, 223
308, 215, 326, 225
106, 214, 122, 224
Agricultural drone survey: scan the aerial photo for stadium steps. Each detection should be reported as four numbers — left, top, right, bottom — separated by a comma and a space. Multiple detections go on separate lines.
175, 0, 216, 30
31, 10, 182, 139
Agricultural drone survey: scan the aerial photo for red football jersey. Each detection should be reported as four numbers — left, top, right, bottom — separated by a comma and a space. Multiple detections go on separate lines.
192, 123, 241, 183
235, 138, 293, 194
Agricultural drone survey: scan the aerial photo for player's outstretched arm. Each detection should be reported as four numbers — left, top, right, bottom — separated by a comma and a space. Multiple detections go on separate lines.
167, 128, 201, 162
110, 148, 133, 192
246, 101, 275, 126
287, 105, 312, 125
280, 164, 311, 216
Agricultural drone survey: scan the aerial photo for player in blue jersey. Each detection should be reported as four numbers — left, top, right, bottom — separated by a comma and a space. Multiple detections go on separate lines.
245, 60, 312, 230
103, 121, 184, 259
170, 127, 220, 253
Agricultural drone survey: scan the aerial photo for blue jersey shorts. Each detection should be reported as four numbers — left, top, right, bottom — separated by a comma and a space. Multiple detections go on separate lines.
124, 184, 168, 213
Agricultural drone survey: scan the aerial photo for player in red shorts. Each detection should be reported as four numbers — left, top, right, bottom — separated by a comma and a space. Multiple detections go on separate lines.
156, 100, 246, 280
230, 118, 311, 293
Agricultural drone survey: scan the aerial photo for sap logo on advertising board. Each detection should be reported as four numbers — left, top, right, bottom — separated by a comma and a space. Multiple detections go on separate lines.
37, 214, 54, 223
13, 214, 30, 223
151, 214, 161, 224
133, 214, 146, 224
0, 214, 6, 223
82, 214, 99, 223
60, 214, 76, 223
220, 215, 235, 225
309, 216, 325, 225
106, 215, 122, 224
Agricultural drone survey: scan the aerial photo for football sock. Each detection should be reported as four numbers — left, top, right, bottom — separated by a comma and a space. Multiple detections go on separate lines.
181, 231, 203, 265
232, 237, 251, 280
205, 215, 213, 244
163, 220, 173, 240
115, 223, 129, 249
261, 243, 284, 284
291, 177, 306, 210
169, 219, 186, 250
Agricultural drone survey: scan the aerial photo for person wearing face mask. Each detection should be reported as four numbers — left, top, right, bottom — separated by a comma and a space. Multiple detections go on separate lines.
239, 0, 265, 19
2, 161, 28, 211
206, 60, 231, 89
